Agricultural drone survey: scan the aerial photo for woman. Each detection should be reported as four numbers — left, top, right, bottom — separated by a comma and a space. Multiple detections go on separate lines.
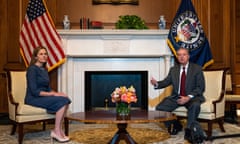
25, 46, 71, 142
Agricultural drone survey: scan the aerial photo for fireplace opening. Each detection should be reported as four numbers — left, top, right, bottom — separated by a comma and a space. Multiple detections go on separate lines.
85, 71, 148, 111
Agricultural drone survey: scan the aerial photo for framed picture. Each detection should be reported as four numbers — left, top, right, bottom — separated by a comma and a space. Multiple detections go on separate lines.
92, 0, 139, 5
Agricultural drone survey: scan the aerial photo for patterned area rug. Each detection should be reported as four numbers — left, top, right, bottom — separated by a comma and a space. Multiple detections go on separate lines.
1, 122, 240, 144
70, 123, 170, 144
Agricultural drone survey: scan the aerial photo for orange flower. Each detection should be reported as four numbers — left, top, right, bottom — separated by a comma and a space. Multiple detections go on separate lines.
111, 85, 137, 104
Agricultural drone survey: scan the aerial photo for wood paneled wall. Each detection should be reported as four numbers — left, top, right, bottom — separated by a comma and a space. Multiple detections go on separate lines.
209, 0, 231, 68
55, 0, 179, 29
0, 0, 239, 112
232, 0, 240, 93
0, 0, 9, 72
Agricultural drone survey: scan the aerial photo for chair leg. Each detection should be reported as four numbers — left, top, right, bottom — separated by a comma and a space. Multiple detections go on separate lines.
18, 123, 24, 144
218, 118, 226, 132
42, 121, 46, 131
11, 123, 17, 135
207, 121, 213, 138
64, 117, 69, 136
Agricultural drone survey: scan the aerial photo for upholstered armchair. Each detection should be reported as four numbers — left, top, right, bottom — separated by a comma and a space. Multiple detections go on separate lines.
225, 73, 240, 123
6, 70, 55, 144
173, 68, 228, 138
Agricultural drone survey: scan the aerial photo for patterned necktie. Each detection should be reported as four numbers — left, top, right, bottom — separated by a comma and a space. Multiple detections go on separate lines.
180, 67, 186, 96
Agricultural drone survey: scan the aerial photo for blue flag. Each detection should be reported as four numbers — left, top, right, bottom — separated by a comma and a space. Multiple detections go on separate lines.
167, 0, 214, 69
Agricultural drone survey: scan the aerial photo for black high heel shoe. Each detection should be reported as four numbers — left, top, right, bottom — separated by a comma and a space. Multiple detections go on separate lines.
50, 131, 70, 143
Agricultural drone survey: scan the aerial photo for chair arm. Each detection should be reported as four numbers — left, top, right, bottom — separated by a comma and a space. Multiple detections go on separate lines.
8, 92, 19, 106
212, 90, 225, 117
225, 94, 240, 102
212, 68, 229, 114
8, 92, 19, 121
212, 90, 225, 104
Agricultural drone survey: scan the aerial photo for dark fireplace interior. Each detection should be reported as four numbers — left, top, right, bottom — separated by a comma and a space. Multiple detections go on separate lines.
85, 71, 148, 111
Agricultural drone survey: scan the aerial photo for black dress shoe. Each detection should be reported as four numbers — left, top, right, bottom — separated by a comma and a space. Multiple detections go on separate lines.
184, 128, 192, 143
170, 120, 183, 135
167, 124, 173, 134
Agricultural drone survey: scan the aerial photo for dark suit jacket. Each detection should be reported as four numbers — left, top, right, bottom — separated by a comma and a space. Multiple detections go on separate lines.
155, 62, 205, 102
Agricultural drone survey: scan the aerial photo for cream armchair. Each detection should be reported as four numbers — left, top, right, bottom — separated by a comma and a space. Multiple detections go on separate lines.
6, 70, 56, 144
173, 69, 228, 138
225, 73, 240, 123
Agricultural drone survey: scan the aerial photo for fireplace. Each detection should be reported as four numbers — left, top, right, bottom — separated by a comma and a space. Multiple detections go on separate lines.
57, 30, 173, 112
85, 71, 148, 111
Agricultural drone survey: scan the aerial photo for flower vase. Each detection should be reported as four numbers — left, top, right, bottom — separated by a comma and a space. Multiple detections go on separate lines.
63, 15, 70, 29
116, 102, 130, 118
158, 15, 166, 29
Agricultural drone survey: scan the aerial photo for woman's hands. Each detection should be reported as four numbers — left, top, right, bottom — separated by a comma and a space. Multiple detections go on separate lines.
51, 91, 68, 97
40, 91, 68, 97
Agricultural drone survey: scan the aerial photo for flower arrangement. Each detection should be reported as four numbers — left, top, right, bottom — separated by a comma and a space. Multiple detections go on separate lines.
111, 85, 137, 116
111, 85, 137, 104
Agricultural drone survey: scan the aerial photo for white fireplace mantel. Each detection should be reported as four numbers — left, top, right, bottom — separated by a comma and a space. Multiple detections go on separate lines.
57, 29, 174, 113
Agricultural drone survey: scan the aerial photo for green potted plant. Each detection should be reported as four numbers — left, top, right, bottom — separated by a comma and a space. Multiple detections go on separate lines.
115, 15, 148, 29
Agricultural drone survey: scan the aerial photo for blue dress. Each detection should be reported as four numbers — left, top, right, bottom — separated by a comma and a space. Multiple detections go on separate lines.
25, 65, 71, 113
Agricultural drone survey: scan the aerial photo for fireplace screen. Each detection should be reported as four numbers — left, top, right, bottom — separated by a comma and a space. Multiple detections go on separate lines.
85, 71, 148, 111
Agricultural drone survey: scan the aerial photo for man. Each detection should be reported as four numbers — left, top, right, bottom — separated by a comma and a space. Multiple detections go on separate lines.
150, 47, 205, 141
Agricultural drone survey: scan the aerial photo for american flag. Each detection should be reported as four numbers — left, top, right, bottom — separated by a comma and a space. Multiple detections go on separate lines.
19, 0, 65, 71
